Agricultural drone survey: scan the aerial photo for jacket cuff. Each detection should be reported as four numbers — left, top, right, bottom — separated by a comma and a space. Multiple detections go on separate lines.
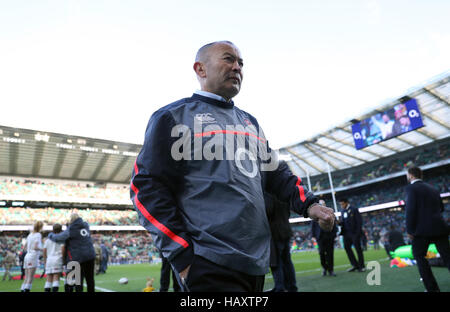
304, 197, 319, 218
170, 245, 194, 273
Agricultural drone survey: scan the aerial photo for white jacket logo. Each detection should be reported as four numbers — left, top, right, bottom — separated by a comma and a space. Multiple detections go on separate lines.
195, 113, 216, 124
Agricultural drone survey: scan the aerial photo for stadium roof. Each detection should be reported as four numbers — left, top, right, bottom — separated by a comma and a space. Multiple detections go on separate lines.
0, 126, 141, 184
279, 73, 450, 177
0, 73, 448, 184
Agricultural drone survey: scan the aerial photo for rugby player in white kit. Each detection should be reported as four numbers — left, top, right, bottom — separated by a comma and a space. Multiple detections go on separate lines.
21, 221, 43, 292
43, 223, 65, 292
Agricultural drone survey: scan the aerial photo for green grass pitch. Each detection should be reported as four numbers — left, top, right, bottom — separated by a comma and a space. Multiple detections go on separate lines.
1, 248, 448, 292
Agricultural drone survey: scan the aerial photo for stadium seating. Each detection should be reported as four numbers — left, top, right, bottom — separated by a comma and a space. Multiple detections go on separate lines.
0, 178, 129, 201
0, 231, 159, 266
0, 207, 138, 226
310, 142, 447, 191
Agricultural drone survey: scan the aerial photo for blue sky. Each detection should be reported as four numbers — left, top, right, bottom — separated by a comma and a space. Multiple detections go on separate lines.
0, 0, 449, 149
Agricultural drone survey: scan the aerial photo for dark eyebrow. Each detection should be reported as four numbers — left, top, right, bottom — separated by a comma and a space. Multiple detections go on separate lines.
222, 52, 243, 63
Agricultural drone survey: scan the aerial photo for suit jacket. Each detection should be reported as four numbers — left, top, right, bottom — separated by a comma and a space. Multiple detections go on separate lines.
340, 205, 362, 238
405, 180, 449, 237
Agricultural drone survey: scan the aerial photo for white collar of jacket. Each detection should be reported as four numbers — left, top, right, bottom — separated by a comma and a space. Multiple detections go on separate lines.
195, 90, 231, 103
411, 179, 422, 184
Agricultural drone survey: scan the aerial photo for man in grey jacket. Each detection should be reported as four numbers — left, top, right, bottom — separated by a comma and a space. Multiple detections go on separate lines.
48, 213, 96, 292
131, 40, 335, 292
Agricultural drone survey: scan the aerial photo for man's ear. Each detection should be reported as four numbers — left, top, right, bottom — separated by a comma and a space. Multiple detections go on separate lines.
193, 61, 206, 78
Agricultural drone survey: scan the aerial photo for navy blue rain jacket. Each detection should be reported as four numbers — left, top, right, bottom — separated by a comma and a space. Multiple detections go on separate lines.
130, 93, 318, 275
48, 217, 96, 264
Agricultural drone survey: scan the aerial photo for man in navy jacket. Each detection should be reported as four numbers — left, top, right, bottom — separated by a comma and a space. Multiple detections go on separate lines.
405, 166, 450, 292
130, 41, 335, 291
338, 198, 365, 272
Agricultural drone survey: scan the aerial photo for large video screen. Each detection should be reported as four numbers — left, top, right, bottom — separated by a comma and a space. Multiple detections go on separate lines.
351, 98, 424, 150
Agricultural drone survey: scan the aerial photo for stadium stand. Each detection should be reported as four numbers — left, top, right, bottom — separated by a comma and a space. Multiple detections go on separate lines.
0, 231, 159, 266
0, 207, 138, 226
0, 178, 129, 201
309, 139, 448, 191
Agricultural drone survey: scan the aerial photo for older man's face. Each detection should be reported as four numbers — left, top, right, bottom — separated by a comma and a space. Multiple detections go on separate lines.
203, 43, 243, 100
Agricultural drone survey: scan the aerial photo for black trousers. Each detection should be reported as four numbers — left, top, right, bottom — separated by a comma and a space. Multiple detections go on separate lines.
100, 258, 108, 273
75, 259, 95, 292
343, 235, 365, 269
412, 235, 450, 292
180, 255, 265, 292
160, 256, 181, 292
271, 239, 297, 292
318, 238, 335, 272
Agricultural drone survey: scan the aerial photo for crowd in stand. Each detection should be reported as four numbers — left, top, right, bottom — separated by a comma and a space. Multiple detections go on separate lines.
0, 178, 129, 201
91, 232, 159, 264
0, 207, 138, 226
315, 173, 448, 212
290, 208, 412, 251
311, 142, 447, 191
0, 231, 159, 270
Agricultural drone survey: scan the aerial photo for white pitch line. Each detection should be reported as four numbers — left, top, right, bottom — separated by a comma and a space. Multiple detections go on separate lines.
60, 277, 116, 292
266, 257, 390, 279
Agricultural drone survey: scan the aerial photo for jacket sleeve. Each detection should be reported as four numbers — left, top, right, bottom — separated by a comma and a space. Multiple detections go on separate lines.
405, 185, 417, 235
49, 229, 70, 243
264, 160, 318, 218
130, 109, 193, 273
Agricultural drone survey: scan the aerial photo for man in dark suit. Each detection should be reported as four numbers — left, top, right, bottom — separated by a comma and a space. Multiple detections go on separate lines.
338, 198, 365, 272
312, 200, 338, 276
405, 166, 450, 292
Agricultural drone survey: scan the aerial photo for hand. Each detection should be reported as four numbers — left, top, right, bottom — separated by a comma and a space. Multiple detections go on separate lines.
309, 204, 335, 232
407, 234, 414, 241
179, 264, 191, 281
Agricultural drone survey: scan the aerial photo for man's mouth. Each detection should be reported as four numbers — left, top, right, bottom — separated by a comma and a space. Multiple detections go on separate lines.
228, 77, 241, 84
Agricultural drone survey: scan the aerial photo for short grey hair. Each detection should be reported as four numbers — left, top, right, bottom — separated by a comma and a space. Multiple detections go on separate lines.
195, 40, 235, 63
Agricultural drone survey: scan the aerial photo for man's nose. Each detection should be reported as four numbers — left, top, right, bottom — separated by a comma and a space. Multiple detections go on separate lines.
231, 60, 242, 72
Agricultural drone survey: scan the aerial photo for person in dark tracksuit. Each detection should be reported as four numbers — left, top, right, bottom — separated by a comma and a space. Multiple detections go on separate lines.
361, 230, 368, 251
384, 225, 406, 259
405, 166, 450, 292
159, 251, 181, 292
265, 192, 297, 292
372, 228, 381, 250
130, 41, 336, 292
48, 213, 96, 292
312, 200, 338, 277
338, 198, 365, 272
99, 242, 109, 274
